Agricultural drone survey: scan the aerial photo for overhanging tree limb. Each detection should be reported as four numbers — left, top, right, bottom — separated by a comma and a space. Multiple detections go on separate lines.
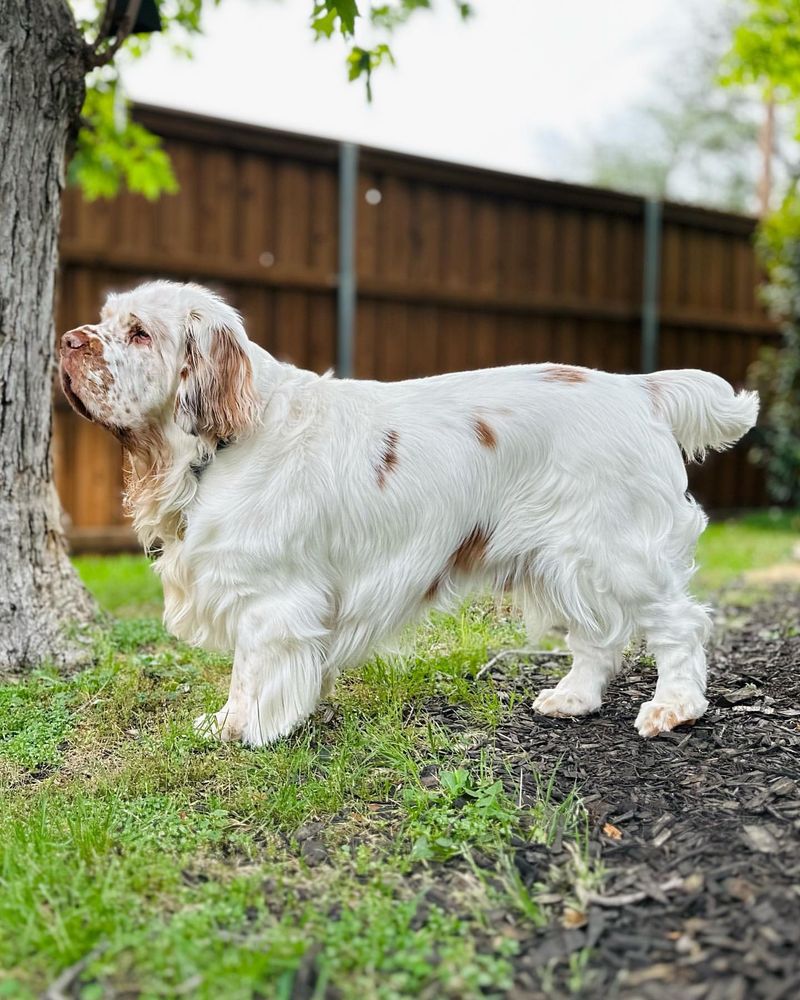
86, 0, 144, 69
91, 0, 117, 50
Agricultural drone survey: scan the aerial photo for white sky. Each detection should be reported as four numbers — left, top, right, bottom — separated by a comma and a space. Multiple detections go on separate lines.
120, 0, 699, 180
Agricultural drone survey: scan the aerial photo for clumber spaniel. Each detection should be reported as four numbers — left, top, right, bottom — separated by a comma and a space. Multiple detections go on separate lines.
60, 281, 759, 746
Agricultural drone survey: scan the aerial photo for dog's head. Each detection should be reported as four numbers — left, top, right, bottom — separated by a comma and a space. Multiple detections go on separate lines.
59, 281, 261, 450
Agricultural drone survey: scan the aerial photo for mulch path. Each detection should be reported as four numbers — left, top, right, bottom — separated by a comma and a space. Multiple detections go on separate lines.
428, 589, 800, 999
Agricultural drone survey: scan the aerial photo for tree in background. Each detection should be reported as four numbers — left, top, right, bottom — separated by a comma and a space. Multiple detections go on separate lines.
560, 0, 792, 214
0, 0, 471, 673
723, 0, 800, 505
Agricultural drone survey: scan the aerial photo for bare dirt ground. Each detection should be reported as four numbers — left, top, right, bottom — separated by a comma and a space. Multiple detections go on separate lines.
426, 589, 800, 999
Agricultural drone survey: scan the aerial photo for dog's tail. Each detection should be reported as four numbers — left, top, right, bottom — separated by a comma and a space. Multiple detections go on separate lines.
638, 370, 759, 462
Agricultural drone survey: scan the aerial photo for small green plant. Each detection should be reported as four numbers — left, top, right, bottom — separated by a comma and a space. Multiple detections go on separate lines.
403, 767, 521, 862
567, 947, 594, 995
0, 677, 76, 770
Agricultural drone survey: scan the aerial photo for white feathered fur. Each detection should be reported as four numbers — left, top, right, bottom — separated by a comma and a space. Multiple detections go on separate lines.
59, 281, 759, 745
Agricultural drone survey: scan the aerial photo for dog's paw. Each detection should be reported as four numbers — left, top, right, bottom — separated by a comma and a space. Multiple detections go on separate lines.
193, 706, 241, 743
635, 697, 708, 738
532, 687, 600, 718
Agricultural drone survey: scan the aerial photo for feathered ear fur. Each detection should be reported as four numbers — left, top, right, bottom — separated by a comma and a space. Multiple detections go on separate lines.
174, 308, 260, 445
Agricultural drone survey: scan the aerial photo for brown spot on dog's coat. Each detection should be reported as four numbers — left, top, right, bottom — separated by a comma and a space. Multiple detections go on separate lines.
452, 525, 491, 572
474, 418, 497, 448
376, 430, 399, 489
423, 525, 493, 603
542, 364, 588, 384
424, 571, 446, 602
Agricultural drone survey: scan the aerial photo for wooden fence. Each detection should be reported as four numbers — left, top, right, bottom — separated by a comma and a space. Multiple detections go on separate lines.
55, 105, 780, 551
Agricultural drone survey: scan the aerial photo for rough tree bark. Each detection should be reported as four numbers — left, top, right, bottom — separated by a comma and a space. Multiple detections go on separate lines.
0, 0, 96, 672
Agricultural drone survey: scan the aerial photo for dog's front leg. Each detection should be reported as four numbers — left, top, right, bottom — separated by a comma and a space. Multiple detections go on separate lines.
194, 590, 329, 747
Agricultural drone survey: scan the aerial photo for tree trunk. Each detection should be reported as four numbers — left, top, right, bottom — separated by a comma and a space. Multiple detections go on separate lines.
0, 0, 96, 672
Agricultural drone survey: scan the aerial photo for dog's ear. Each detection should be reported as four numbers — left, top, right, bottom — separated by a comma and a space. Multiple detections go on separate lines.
174, 309, 260, 445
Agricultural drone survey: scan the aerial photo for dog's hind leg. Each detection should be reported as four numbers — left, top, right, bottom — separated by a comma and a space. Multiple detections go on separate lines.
519, 565, 627, 718
632, 494, 711, 737
532, 631, 626, 718
635, 593, 711, 737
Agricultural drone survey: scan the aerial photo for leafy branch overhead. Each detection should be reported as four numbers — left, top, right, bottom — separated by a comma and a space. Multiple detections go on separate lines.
68, 0, 473, 200
722, 0, 800, 103
69, 84, 179, 200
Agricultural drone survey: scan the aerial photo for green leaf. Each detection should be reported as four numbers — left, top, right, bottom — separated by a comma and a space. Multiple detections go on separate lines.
439, 769, 470, 797
410, 835, 432, 860
346, 43, 395, 101
722, 0, 800, 99
311, 8, 339, 38
69, 80, 178, 201
311, 1, 361, 39
370, 0, 432, 30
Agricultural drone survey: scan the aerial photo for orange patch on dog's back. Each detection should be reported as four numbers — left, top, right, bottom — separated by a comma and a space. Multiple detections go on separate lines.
376, 430, 399, 489
542, 365, 588, 384
474, 418, 497, 449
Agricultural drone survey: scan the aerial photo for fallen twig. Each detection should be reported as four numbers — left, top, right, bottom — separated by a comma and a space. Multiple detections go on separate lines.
476, 647, 571, 679
580, 876, 685, 908
45, 943, 106, 1000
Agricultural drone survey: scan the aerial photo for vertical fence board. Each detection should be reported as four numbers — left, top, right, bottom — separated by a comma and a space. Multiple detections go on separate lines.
409, 183, 442, 287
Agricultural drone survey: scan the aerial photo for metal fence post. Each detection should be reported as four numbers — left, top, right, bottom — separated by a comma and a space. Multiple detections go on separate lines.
337, 142, 359, 378
641, 197, 662, 373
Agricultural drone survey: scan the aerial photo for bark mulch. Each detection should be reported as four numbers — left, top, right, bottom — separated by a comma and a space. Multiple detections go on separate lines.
430, 590, 800, 999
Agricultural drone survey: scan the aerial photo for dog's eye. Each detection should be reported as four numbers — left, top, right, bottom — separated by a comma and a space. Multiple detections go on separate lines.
129, 325, 151, 346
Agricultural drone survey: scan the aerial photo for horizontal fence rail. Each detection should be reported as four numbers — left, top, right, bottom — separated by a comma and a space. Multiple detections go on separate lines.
54, 105, 781, 550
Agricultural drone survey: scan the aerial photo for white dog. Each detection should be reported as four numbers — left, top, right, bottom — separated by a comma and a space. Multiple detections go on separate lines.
60, 281, 759, 746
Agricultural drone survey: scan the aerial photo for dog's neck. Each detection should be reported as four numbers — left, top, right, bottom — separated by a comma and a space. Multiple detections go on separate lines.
123, 344, 288, 552
121, 419, 206, 552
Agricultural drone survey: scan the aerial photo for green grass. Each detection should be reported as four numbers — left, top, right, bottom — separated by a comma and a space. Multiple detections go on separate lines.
1, 512, 794, 997
74, 554, 164, 616
0, 562, 590, 999
694, 509, 800, 592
